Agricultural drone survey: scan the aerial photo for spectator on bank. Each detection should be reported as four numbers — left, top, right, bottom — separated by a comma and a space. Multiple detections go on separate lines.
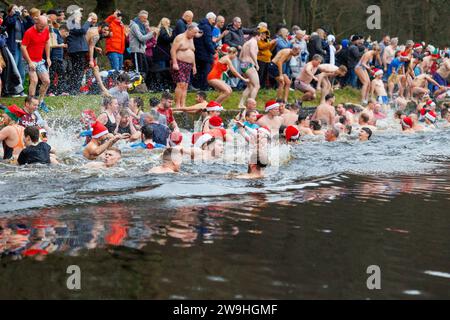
129, 10, 154, 78
193, 12, 216, 91
105, 10, 126, 71
153, 18, 173, 71
173, 10, 193, 37
2, 4, 34, 82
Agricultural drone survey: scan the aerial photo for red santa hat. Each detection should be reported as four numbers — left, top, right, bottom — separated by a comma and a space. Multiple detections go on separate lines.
425, 110, 437, 123
258, 126, 271, 137
426, 100, 436, 109
170, 131, 183, 145
209, 116, 223, 128
2, 105, 27, 122
194, 133, 214, 148
401, 117, 413, 129
206, 101, 224, 112
373, 68, 383, 77
265, 100, 280, 113
285, 126, 300, 142
91, 121, 109, 139
220, 44, 230, 53
413, 43, 423, 50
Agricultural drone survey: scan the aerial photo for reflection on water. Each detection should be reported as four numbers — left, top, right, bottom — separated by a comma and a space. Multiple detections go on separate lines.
1, 174, 449, 299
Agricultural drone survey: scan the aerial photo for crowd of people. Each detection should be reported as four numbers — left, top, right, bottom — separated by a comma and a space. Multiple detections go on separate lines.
0, 5, 449, 178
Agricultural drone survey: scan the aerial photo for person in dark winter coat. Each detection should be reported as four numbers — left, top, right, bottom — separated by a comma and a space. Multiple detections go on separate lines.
307, 28, 327, 60
2, 4, 34, 82
193, 12, 217, 91
223, 17, 248, 51
66, 11, 93, 95
173, 11, 193, 37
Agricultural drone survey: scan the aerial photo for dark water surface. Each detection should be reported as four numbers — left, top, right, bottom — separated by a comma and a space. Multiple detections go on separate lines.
1, 173, 449, 299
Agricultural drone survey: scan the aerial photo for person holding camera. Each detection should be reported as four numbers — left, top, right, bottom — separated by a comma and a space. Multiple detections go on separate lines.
2, 4, 34, 83
105, 10, 125, 71
66, 6, 93, 95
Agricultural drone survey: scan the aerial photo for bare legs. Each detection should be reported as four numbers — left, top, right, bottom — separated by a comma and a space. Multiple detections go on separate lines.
175, 83, 189, 108
355, 67, 370, 103
208, 79, 232, 104
239, 68, 260, 107
276, 74, 291, 102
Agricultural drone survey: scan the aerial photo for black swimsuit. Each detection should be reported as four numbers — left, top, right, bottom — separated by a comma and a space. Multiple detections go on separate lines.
2, 141, 13, 160
103, 113, 117, 134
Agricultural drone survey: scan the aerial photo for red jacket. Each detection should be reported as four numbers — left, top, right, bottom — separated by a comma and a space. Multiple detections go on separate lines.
105, 15, 125, 54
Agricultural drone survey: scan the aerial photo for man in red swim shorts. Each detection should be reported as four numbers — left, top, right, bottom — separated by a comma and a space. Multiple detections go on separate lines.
171, 24, 199, 109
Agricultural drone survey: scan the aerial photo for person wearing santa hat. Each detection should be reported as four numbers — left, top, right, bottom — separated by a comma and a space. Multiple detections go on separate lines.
413, 43, 424, 60
423, 110, 438, 128
283, 125, 300, 143
190, 133, 224, 161
370, 68, 389, 106
200, 100, 224, 134
0, 105, 27, 160
83, 121, 126, 160
256, 100, 283, 136
400, 116, 414, 133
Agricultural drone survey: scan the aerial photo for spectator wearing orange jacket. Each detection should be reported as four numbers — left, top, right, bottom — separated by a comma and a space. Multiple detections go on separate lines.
105, 10, 125, 70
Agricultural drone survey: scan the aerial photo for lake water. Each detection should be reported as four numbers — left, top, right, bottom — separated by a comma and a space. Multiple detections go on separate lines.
0, 113, 449, 299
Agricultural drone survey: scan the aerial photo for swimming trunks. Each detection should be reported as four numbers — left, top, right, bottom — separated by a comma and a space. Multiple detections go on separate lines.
268, 62, 280, 78
171, 60, 193, 84
295, 79, 315, 93
377, 96, 389, 105
240, 61, 254, 74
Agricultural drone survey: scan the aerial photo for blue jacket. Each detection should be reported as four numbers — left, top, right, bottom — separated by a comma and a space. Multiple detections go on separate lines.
66, 21, 91, 53
2, 13, 34, 55
194, 18, 216, 63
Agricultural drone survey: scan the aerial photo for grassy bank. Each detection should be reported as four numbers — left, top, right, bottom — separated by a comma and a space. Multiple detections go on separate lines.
0, 88, 362, 118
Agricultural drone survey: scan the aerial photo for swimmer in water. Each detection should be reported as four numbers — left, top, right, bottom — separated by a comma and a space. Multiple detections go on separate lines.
359, 127, 372, 142
83, 121, 129, 160
148, 147, 184, 174
401, 117, 415, 133
325, 127, 339, 142
257, 100, 284, 136
130, 125, 166, 150
237, 127, 270, 179
85, 147, 122, 169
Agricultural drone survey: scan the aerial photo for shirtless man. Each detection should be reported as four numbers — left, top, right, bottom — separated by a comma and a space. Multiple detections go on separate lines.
421, 54, 435, 74
173, 91, 208, 114
0, 105, 26, 161
296, 112, 313, 136
370, 69, 389, 106
311, 93, 336, 127
256, 100, 284, 136
85, 147, 122, 169
148, 147, 183, 174
433, 55, 450, 96
282, 103, 300, 127
171, 24, 199, 109
235, 98, 258, 122
239, 30, 261, 107
362, 100, 377, 125
86, 17, 111, 96
295, 54, 323, 101
411, 73, 444, 98
335, 104, 355, 125
358, 113, 377, 132
268, 45, 301, 102
83, 121, 128, 160
316, 64, 347, 102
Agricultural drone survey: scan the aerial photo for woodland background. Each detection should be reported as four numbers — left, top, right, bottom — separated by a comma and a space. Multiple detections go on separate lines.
1, 0, 449, 46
